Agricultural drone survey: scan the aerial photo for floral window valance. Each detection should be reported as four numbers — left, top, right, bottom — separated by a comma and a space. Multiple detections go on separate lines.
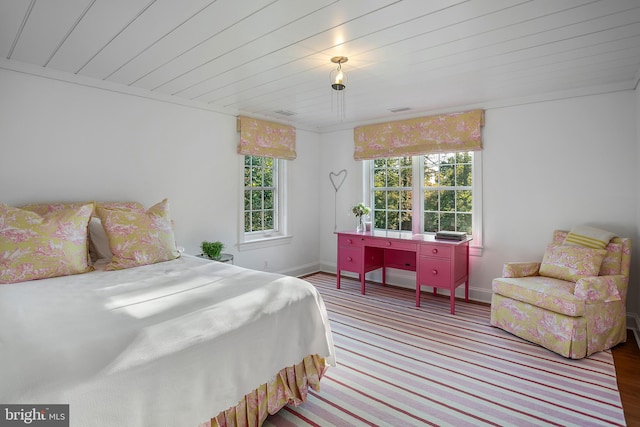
237, 116, 297, 160
353, 109, 484, 160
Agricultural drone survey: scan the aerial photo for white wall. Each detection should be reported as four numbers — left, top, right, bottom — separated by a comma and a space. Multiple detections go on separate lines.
1, 68, 638, 316
319, 91, 639, 315
0, 68, 321, 275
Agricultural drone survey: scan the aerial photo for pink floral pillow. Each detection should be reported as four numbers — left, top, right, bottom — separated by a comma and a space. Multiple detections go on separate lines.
0, 202, 94, 284
95, 199, 180, 271
539, 244, 606, 283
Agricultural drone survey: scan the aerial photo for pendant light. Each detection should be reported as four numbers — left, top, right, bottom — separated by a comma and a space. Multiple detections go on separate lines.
330, 56, 348, 120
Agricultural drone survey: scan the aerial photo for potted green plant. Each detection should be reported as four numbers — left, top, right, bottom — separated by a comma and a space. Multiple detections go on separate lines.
201, 240, 224, 260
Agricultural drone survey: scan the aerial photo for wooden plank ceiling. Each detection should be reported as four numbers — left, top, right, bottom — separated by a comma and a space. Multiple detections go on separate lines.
1, 0, 640, 132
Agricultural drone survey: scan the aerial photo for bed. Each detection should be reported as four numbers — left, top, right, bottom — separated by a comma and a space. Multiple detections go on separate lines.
0, 200, 335, 427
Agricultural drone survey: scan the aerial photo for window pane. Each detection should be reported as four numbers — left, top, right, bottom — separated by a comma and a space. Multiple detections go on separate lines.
456, 190, 472, 212
264, 190, 273, 209
424, 190, 438, 211
456, 163, 472, 187
374, 191, 386, 210
440, 190, 455, 211
457, 213, 472, 234
424, 212, 438, 232
264, 210, 274, 229
440, 164, 455, 186
244, 212, 251, 232
374, 211, 386, 229
387, 211, 399, 230
440, 212, 455, 231
250, 167, 262, 187
400, 190, 412, 211
387, 191, 400, 210
244, 167, 251, 187
252, 156, 263, 166
373, 169, 387, 187
244, 192, 251, 210
373, 158, 387, 168
400, 167, 412, 187
251, 211, 262, 231
400, 211, 412, 231
251, 191, 263, 210
387, 168, 399, 187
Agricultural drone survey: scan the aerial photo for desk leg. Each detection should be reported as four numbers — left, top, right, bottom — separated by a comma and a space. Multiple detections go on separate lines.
382, 266, 386, 286
337, 270, 341, 289
465, 279, 469, 301
450, 292, 455, 315
416, 284, 421, 307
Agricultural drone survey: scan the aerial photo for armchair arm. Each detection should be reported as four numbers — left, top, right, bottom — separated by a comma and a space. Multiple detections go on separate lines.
574, 275, 626, 303
502, 262, 540, 278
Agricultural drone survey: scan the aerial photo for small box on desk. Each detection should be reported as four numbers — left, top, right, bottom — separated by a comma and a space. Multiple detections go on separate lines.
435, 231, 467, 241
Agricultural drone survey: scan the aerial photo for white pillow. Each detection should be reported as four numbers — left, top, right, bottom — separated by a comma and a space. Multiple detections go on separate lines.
88, 217, 112, 262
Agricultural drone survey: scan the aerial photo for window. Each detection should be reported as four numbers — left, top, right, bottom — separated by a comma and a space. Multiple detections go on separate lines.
369, 151, 482, 253
372, 157, 414, 231
244, 156, 277, 233
240, 155, 290, 249
423, 152, 473, 234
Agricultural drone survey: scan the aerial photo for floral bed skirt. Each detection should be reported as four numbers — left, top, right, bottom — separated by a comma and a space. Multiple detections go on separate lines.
200, 354, 327, 427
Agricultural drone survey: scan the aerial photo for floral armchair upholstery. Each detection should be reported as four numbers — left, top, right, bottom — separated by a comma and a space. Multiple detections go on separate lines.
490, 230, 631, 359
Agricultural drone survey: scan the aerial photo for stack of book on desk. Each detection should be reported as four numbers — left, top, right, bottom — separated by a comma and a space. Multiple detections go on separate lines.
435, 231, 467, 241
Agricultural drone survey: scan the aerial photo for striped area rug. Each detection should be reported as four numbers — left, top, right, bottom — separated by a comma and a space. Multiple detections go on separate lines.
265, 273, 626, 427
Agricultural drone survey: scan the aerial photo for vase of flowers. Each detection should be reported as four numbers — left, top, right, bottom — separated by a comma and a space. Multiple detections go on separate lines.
352, 203, 371, 233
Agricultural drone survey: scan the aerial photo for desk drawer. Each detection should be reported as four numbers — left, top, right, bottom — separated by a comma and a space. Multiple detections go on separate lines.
419, 258, 451, 288
419, 243, 452, 259
338, 235, 363, 248
338, 247, 362, 273
364, 237, 416, 251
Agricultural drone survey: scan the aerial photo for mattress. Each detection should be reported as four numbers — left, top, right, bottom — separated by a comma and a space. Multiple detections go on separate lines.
0, 255, 335, 426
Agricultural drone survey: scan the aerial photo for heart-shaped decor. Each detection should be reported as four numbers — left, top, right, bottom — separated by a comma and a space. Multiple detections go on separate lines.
329, 169, 348, 192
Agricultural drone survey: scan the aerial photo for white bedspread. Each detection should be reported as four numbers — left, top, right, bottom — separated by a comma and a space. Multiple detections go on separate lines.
0, 255, 335, 427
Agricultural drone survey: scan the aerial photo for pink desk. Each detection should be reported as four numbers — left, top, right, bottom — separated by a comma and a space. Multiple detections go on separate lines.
335, 231, 472, 314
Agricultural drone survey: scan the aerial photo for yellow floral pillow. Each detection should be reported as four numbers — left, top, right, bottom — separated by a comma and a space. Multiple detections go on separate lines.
539, 244, 606, 283
0, 202, 94, 284
95, 199, 180, 271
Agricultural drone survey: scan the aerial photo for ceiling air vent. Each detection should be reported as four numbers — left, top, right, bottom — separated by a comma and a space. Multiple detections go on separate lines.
275, 109, 296, 116
389, 107, 412, 113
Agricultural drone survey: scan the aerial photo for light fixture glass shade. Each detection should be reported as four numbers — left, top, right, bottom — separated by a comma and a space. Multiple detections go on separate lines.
330, 63, 346, 90
330, 56, 348, 120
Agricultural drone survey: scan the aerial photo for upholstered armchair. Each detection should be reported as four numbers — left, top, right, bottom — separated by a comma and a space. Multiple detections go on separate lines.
490, 230, 631, 359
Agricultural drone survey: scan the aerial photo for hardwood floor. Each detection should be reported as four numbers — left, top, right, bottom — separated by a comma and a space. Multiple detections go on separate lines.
612, 330, 640, 426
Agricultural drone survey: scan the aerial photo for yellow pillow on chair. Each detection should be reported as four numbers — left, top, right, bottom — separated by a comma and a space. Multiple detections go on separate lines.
539, 244, 606, 282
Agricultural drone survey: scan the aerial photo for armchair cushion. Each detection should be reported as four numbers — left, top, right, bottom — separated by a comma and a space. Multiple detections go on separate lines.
539, 244, 606, 282
492, 276, 584, 316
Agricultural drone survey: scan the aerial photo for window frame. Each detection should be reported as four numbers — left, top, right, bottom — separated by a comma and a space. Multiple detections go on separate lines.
238, 155, 291, 251
366, 152, 483, 256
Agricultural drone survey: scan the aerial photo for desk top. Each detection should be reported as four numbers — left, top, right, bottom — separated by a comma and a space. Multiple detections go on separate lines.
336, 230, 472, 245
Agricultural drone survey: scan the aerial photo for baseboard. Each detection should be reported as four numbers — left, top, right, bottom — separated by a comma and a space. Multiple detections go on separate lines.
279, 261, 322, 278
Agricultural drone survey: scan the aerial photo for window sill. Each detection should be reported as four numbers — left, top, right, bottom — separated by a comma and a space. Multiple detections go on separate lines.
238, 235, 292, 251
